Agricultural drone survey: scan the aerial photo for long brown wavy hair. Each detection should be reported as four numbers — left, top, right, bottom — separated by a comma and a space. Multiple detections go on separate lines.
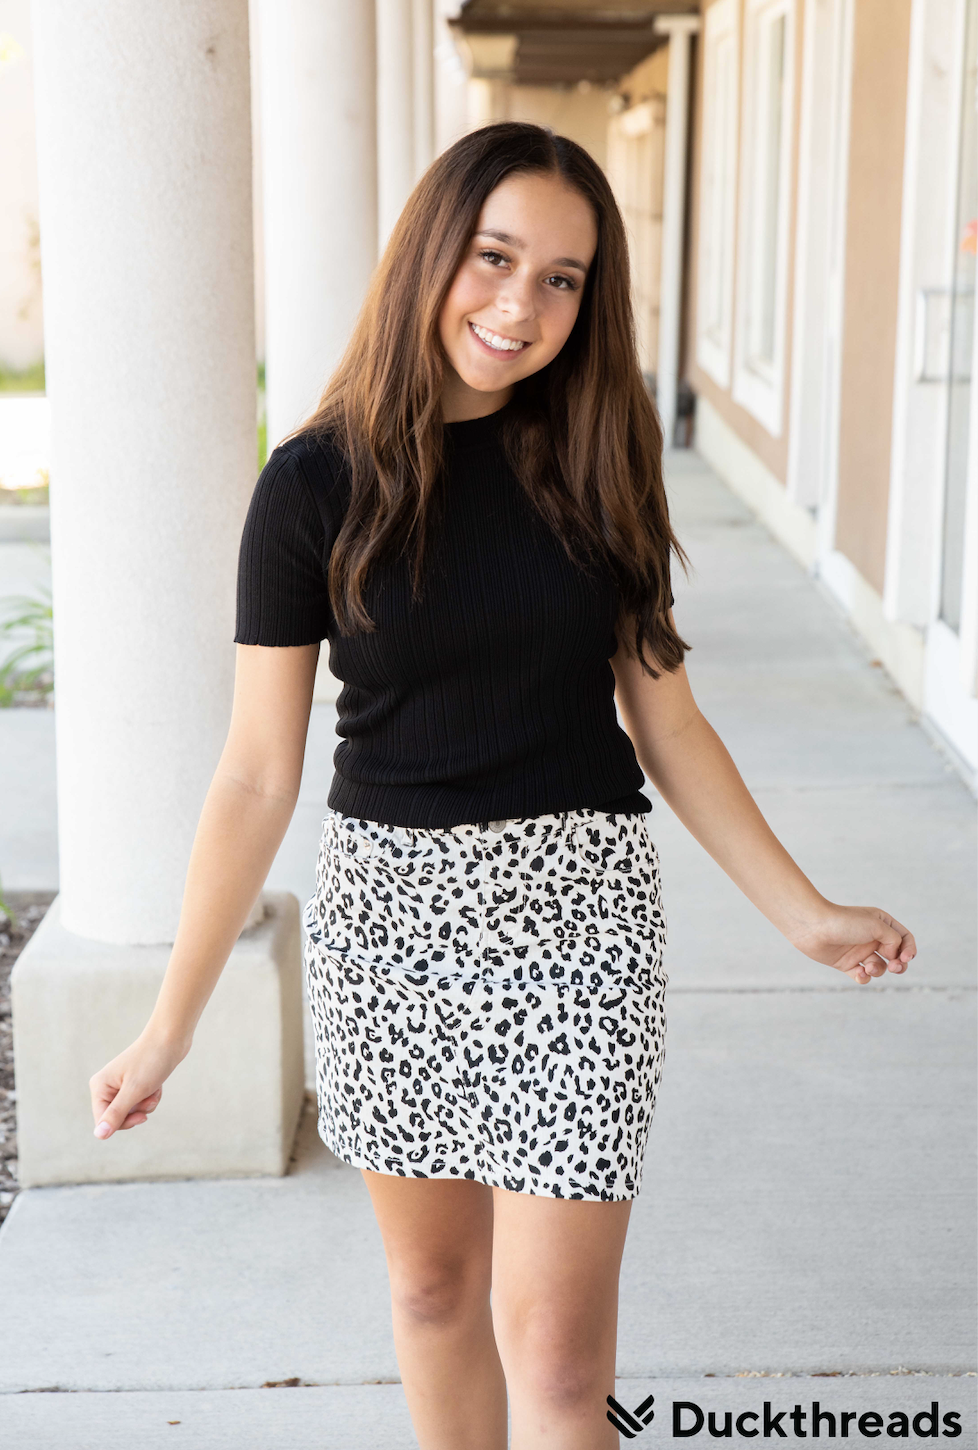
285, 120, 689, 677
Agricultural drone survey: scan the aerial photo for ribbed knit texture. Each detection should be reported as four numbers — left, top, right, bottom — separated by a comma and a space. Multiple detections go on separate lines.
234, 400, 654, 827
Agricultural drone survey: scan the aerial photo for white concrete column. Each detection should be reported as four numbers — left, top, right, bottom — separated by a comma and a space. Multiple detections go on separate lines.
30, 0, 257, 946
654, 15, 700, 450
433, 0, 470, 155
377, 0, 417, 252
257, 0, 378, 451
413, 0, 436, 179
19, 1, 306, 1187
466, 76, 510, 127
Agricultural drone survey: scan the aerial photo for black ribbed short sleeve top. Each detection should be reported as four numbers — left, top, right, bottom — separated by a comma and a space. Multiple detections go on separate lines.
234, 399, 657, 827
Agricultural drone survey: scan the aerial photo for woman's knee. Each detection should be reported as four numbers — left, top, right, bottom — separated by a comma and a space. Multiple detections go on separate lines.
390, 1257, 491, 1328
509, 1338, 606, 1412
496, 1309, 614, 1409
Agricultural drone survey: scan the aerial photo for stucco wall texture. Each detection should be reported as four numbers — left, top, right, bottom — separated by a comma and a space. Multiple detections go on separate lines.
684, 0, 805, 486
835, 0, 913, 594
683, 0, 914, 598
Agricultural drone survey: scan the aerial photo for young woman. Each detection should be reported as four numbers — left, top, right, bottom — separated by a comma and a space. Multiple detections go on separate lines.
90, 122, 916, 1449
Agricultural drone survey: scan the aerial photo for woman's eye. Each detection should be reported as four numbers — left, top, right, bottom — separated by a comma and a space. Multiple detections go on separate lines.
477, 249, 577, 291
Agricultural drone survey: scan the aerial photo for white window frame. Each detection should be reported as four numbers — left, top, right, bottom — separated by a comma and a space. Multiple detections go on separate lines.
731, 0, 796, 435
695, 0, 740, 389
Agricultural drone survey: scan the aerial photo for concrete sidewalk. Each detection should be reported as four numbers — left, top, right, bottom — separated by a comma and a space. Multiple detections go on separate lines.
0, 452, 974, 1446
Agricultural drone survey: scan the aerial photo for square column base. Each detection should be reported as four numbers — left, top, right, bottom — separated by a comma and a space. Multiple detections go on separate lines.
11, 891, 306, 1187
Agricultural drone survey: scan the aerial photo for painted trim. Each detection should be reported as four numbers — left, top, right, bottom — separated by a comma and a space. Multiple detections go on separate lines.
656, 20, 700, 448
694, 394, 815, 568
695, 395, 927, 711
731, 0, 796, 437
924, 618, 978, 771
884, 0, 962, 629
958, 244, 978, 696
818, 548, 926, 710
814, 0, 856, 568
695, 0, 740, 390
786, 0, 851, 512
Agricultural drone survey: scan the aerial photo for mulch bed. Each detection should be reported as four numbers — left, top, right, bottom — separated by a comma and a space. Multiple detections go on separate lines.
0, 892, 56, 1228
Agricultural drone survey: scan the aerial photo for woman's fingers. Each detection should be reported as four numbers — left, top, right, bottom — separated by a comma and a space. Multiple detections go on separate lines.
843, 941, 917, 986
93, 1086, 135, 1137
866, 917, 917, 976
875, 912, 916, 964
821, 908, 918, 983
89, 1036, 182, 1140
842, 950, 888, 984
895, 926, 917, 965
91, 1079, 161, 1138
116, 1090, 161, 1130
846, 950, 880, 984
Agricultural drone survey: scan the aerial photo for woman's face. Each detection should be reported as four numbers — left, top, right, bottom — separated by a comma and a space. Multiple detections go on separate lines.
437, 170, 598, 419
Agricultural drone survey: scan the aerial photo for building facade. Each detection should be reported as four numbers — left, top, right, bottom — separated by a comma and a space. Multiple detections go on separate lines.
678, 0, 977, 779
456, 0, 977, 781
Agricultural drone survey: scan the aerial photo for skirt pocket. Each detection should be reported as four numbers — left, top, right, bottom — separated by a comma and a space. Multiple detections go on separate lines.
317, 813, 483, 970
516, 818, 630, 939
480, 826, 529, 944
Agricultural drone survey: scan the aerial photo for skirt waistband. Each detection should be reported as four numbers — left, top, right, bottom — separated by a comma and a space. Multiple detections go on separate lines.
323, 804, 637, 853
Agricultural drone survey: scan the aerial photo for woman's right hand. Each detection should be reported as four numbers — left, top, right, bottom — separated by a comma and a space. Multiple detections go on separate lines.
89, 1028, 192, 1140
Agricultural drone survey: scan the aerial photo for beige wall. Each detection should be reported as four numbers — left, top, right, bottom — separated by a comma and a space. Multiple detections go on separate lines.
683, 0, 914, 596
0, 0, 44, 371
833, 0, 912, 593
684, 0, 807, 486
609, 46, 670, 379
618, 42, 670, 103
496, 83, 614, 170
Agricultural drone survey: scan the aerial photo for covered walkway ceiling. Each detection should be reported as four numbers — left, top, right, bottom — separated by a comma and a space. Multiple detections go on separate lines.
449, 1, 700, 86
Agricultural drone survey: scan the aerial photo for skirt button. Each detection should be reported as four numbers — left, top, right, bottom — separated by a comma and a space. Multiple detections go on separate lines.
488, 819, 508, 831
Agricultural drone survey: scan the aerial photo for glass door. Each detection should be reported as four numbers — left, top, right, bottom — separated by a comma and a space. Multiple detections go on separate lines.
939, 0, 976, 632
924, 0, 978, 773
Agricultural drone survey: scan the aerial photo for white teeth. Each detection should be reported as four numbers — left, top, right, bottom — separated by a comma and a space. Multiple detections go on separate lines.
470, 321, 527, 352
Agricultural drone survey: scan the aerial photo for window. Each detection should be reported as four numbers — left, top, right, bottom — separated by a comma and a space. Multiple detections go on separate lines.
732, 0, 795, 434
939, 0, 977, 633
607, 98, 667, 383
695, 0, 740, 388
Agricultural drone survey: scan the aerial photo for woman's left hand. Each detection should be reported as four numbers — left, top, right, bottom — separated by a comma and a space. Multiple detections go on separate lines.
789, 904, 917, 984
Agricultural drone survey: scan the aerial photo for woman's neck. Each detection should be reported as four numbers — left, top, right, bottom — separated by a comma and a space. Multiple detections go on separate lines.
439, 375, 515, 424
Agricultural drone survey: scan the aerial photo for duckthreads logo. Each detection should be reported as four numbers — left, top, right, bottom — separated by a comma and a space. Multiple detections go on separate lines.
607, 1391, 656, 1437
670, 1399, 963, 1438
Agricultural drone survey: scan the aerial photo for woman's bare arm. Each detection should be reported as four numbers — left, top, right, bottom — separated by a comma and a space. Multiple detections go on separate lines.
612, 614, 916, 983
89, 641, 321, 1138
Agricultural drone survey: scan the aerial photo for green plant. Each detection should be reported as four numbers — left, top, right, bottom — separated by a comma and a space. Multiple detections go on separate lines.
0, 580, 54, 706
0, 870, 17, 931
0, 359, 45, 393
257, 360, 267, 471
0, 475, 49, 506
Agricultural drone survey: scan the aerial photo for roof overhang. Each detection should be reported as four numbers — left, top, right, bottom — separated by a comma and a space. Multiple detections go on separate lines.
449, 3, 701, 86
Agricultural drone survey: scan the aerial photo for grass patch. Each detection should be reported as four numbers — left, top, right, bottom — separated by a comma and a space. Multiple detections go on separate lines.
0, 360, 45, 393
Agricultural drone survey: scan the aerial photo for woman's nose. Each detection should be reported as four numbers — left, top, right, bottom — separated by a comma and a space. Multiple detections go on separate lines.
493, 277, 536, 318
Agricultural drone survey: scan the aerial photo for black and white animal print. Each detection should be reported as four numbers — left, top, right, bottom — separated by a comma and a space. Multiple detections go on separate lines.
302, 807, 669, 1200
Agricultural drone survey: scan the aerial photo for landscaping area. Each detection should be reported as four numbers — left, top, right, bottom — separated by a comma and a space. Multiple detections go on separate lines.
0, 891, 54, 1227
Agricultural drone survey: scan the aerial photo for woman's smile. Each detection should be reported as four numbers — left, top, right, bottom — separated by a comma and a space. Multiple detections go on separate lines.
468, 319, 530, 355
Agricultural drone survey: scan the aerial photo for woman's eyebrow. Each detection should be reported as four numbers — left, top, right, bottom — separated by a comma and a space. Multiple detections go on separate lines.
475, 229, 589, 276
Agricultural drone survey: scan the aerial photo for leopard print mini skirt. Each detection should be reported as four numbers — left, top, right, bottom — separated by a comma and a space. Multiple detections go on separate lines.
301, 805, 669, 1201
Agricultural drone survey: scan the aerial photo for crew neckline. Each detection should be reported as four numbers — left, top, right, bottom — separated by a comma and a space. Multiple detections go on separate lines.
442, 396, 515, 448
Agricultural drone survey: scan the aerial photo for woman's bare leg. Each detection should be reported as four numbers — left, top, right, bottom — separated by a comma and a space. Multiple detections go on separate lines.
490, 1188, 633, 1448
362, 1170, 508, 1450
